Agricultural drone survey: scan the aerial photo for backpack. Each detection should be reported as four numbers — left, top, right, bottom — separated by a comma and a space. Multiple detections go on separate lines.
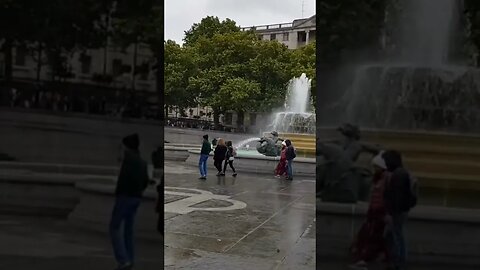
232, 147, 237, 157
290, 147, 296, 159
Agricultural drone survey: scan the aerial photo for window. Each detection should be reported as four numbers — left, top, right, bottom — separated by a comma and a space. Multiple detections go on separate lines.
270, 34, 276, 41
15, 47, 26, 66
250, 113, 257, 126
112, 59, 122, 76
257, 35, 263, 40
282, 33, 289, 41
79, 54, 91, 74
297, 31, 307, 42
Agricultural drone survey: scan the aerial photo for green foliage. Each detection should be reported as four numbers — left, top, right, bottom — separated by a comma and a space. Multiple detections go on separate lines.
183, 16, 240, 46
165, 16, 316, 124
164, 40, 198, 110
317, 0, 387, 65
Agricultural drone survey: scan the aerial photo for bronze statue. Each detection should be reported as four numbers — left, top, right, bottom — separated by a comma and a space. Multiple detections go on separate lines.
256, 131, 283, 157
317, 124, 382, 203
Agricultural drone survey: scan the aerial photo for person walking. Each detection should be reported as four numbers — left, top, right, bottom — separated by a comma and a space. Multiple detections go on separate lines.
199, 134, 212, 179
382, 150, 417, 270
275, 141, 288, 177
213, 138, 228, 176
110, 134, 150, 270
284, 139, 296, 180
350, 151, 391, 269
223, 140, 237, 177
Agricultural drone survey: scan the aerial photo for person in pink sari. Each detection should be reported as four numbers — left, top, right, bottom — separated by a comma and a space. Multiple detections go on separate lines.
275, 141, 288, 178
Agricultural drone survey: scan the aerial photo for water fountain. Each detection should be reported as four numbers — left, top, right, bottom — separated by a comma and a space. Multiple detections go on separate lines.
235, 73, 316, 157
321, 0, 480, 208
341, 0, 480, 132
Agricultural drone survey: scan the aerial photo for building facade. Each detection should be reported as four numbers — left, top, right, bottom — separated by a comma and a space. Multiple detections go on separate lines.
241, 15, 316, 49
0, 42, 157, 93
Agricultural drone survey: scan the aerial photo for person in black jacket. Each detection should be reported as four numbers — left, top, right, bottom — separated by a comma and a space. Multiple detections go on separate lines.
223, 140, 237, 176
110, 134, 149, 270
284, 139, 296, 180
382, 150, 411, 270
213, 138, 228, 176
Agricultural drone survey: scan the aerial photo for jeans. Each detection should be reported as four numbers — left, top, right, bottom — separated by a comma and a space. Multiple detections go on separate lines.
110, 196, 141, 265
287, 159, 293, 178
386, 212, 407, 269
199, 154, 209, 176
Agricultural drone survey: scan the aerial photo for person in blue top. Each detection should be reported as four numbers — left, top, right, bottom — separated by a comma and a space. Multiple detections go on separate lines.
284, 139, 296, 180
199, 134, 212, 179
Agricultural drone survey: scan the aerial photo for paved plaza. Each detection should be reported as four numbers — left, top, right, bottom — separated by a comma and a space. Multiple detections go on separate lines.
164, 161, 316, 269
0, 215, 162, 270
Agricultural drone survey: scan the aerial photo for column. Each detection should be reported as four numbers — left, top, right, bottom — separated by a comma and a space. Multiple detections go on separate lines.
306, 30, 310, 44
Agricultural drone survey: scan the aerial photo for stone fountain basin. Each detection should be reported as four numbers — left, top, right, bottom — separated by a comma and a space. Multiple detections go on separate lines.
0, 162, 161, 242
185, 150, 315, 177
318, 201, 480, 265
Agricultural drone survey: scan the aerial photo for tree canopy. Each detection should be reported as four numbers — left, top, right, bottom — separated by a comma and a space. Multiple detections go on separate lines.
165, 16, 316, 127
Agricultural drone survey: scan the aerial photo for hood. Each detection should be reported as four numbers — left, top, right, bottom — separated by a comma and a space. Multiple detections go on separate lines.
382, 150, 403, 172
371, 151, 386, 170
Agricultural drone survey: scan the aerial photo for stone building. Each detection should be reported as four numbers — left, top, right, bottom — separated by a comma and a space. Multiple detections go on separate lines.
0, 43, 157, 93
241, 15, 316, 49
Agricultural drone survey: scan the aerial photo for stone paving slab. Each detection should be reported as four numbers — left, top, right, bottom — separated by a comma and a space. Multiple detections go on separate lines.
0, 215, 162, 270
164, 160, 316, 269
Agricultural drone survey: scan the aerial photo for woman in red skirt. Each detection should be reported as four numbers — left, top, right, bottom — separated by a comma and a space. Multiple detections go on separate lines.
350, 152, 391, 269
275, 141, 288, 178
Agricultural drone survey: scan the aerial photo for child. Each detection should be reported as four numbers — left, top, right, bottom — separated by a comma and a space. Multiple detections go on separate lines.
223, 141, 237, 177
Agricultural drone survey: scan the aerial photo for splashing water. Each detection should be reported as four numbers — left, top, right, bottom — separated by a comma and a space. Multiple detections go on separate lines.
270, 73, 315, 134
235, 137, 260, 149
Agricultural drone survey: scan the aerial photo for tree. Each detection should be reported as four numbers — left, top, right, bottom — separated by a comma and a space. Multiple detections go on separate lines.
164, 40, 198, 117
289, 41, 316, 106
187, 31, 258, 126
183, 16, 240, 46
0, 0, 111, 82
0, 0, 34, 83
112, 0, 156, 90
317, 0, 387, 66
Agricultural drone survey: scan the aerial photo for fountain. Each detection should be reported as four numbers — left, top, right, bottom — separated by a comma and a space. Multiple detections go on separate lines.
235, 73, 316, 157
341, 0, 479, 132
320, 0, 480, 207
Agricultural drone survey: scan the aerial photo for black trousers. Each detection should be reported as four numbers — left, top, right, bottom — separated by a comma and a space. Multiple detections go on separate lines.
223, 160, 236, 173
214, 159, 223, 172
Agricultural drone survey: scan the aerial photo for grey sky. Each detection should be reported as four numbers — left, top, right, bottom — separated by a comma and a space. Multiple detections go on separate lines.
165, 0, 316, 44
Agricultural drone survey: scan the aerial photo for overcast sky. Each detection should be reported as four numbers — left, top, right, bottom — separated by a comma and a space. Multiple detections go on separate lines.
165, 0, 316, 44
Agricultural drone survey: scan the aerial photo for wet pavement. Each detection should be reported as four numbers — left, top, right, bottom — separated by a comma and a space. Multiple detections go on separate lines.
0, 215, 162, 269
164, 161, 316, 269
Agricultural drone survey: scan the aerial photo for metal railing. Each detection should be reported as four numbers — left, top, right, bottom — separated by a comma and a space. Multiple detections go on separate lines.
240, 22, 293, 32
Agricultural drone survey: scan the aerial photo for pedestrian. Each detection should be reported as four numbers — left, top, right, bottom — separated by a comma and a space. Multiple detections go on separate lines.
275, 141, 288, 178
382, 150, 417, 270
350, 151, 391, 269
110, 134, 150, 270
214, 138, 228, 176
198, 134, 212, 179
284, 139, 296, 180
223, 140, 237, 177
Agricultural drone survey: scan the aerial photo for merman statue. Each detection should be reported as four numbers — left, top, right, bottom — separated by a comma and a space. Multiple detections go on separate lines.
317, 124, 383, 203
256, 131, 284, 157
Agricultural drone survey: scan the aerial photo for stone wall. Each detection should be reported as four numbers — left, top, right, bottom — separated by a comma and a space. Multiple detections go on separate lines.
0, 109, 163, 166
317, 201, 480, 266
